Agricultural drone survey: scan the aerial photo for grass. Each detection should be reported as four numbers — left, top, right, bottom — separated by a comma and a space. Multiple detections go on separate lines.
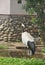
0, 45, 8, 49
0, 57, 45, 65
42, 48, 45, 53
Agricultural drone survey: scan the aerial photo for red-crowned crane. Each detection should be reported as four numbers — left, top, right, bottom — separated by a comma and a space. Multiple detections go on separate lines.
21, 23, 35, 55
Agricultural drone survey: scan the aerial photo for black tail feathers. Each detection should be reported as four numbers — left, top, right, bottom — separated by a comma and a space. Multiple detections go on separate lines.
27, 41, 35, 55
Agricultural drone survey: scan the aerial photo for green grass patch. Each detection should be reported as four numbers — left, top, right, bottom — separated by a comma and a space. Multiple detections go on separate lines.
0, 45, 8, 49
0, 57, 45, 65
42, 48, 45, 53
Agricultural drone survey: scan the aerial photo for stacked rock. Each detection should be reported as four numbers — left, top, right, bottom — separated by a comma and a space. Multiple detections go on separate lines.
0, 15, 40, 42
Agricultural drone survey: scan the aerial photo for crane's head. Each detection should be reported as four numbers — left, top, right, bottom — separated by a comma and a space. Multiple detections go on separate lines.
21, 23, 25, 32
21, 23, 25, 28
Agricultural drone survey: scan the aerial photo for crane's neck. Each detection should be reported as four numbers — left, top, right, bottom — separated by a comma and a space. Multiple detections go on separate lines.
22, 26, 25, 32
22, 29, 25, 32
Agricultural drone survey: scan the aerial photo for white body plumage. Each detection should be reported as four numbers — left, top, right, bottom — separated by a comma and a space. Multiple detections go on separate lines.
22, 32, 34, 46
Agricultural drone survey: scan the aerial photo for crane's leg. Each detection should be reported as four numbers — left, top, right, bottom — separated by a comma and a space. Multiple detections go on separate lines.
29, 50, 32, 56
27, 49, 29, 55
27, 49, 32, 56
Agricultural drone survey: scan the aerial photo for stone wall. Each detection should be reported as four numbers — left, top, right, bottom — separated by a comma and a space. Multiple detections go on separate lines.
0, 15, 39, 42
